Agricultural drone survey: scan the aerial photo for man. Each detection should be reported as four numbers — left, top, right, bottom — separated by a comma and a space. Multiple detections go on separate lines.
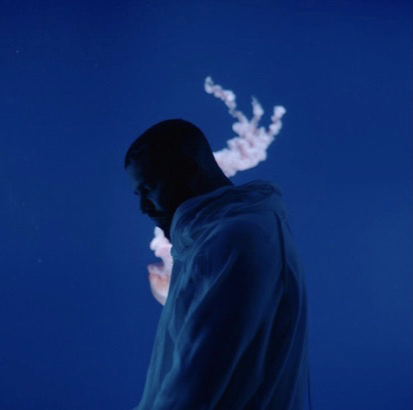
125, 119, 309, 409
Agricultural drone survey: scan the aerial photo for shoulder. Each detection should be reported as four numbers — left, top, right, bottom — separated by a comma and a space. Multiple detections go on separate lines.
202, 215, 279, 259
196, 216, 283, 284
216, 215, 276, 243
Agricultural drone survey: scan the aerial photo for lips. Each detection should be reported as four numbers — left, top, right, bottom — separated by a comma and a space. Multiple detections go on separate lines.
149, 214, 165, 219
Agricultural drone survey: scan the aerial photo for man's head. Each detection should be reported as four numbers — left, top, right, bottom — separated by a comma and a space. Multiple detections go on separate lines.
125, 119, 232, 240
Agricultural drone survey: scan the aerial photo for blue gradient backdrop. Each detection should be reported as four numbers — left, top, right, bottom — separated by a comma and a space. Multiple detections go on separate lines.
0, 1, 411, 409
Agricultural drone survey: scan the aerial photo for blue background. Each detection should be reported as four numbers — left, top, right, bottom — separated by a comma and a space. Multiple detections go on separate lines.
0, 0, 411, 409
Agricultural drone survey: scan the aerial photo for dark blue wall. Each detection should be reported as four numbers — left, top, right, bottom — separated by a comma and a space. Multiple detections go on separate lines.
0, 1, 411, 409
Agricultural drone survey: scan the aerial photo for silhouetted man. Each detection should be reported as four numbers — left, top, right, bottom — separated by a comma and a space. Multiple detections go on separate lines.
125, 119, 309, 409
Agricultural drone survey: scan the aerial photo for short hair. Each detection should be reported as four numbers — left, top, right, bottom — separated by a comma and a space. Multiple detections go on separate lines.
124, 119, 214, 169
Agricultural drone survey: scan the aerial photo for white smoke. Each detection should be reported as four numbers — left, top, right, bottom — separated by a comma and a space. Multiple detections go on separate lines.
147, 77, 286, 305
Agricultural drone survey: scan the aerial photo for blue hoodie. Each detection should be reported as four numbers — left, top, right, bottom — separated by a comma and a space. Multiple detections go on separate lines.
136, 180, 309, 410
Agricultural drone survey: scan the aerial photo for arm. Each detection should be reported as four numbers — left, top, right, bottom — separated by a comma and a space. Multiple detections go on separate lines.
152, 220, 284, 409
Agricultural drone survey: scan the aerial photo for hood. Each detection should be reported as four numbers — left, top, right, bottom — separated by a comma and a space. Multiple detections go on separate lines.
170, 180, 287, 256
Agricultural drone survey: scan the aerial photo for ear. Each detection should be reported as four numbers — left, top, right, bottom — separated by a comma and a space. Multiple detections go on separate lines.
185, 157, 199, 174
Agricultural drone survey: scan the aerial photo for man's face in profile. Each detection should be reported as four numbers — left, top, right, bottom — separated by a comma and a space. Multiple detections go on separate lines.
126, 159, 177, 240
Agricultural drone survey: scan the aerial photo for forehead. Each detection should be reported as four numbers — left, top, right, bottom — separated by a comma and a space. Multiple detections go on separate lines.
126, 160, 155, 188
126, 159, 143, 177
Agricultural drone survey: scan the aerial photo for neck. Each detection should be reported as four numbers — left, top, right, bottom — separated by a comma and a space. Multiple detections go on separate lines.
194, 172, 233, 198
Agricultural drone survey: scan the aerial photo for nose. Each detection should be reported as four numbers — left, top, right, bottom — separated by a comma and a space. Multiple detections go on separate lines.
140, 196, 155, 215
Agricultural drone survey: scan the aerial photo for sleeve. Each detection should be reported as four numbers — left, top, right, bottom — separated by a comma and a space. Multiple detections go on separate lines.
152, 219, 284, 409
